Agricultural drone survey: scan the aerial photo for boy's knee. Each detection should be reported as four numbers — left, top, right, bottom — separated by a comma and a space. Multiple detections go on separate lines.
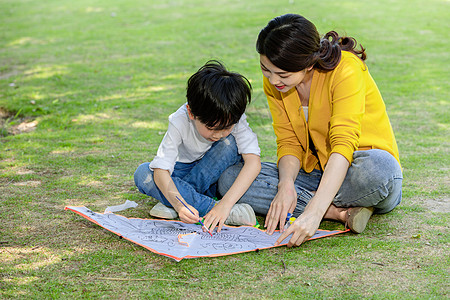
134, 162, 153, 186
218, 134, 237, 152
224, 134, 236, 144
207, 135, 240, 166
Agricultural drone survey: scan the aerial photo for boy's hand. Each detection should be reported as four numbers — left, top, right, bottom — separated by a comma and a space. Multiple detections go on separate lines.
178, 205, 201, 224
203, 202, 232, 233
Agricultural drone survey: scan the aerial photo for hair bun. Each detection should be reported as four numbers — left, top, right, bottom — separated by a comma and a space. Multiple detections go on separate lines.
315, 32, 341, 70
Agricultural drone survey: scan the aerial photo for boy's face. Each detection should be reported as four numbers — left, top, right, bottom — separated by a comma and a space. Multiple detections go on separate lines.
195, 120, 234, 142
187, 105, 235, 142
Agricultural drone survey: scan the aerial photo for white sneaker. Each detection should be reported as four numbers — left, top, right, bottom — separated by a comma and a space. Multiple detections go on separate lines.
149, 202, 178, 219
225, 203, 256, 226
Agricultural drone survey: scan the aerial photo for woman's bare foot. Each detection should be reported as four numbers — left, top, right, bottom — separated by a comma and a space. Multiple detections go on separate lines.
324, 204, 374, 233
323, 204, 348, 223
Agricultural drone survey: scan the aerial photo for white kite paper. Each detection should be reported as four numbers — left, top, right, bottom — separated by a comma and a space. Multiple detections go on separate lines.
65, 206, 348, 261
104, 200, 138, 213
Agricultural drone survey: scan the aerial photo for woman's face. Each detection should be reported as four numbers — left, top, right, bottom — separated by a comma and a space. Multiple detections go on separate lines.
259, 55, 308, 93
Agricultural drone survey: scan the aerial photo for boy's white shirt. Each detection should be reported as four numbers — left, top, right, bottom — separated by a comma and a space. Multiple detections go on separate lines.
149, 103, 260, 175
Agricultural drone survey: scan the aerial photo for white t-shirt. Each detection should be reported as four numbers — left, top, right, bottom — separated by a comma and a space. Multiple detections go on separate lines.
149, 104, 260, 174
303, 106, 308, 122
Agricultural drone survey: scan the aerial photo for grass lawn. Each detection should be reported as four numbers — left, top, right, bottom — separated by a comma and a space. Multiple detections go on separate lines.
1, 0, 449, 298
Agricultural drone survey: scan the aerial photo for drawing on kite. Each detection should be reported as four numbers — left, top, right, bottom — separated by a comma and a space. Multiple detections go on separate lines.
124, 219, 264, 251
140, 220, 267, 250
65, 206, 348, 261
91, 207, 263, 245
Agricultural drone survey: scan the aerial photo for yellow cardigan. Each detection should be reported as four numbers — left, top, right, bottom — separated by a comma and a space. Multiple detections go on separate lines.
264, 51, 400, 172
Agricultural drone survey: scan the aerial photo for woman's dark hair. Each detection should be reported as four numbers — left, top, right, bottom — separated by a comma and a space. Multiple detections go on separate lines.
186, 60, 252, 130
256, 14, 366, 72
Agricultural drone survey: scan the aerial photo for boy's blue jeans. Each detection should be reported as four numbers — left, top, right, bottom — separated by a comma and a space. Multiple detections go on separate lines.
218, 149, 403, 217
134, 135, 241, 217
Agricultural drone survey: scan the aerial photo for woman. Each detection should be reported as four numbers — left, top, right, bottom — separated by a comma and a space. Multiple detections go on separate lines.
218, 14, 403, 247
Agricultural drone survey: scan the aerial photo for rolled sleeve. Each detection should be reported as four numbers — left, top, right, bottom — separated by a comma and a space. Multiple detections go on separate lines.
149, 123, 182, 175
232, 114, 260, 156
273, 120, 303, 165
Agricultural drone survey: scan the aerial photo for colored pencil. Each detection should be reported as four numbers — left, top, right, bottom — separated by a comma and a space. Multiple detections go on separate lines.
175, 196, 213, 236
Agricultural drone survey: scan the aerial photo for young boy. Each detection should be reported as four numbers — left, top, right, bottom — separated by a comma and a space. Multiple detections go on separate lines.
134, 60, 261, 233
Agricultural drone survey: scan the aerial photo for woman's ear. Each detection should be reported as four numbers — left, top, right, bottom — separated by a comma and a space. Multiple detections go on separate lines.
186, 104, 195, 120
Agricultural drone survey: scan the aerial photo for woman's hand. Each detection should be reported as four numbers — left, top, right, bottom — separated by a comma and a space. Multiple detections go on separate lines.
177, 204, 201, 224
264, 180, 297, 235
274, 154, 351, 246
264, 155, 301, 235
275, 205, 322, 247
203, 201, 233, 233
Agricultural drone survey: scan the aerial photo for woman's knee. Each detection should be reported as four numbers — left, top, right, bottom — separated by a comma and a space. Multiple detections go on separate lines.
374, 178, 402, 214
335, 150, 403, 208
218, 161, 278, 195
351, 149, 402, 187
218, 163, 243, 195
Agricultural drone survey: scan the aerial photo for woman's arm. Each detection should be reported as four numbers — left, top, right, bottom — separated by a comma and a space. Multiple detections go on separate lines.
265, 155, 301, 234
203, 153, 261, 232
153, 168, 200, 224
275, 152, 349, 246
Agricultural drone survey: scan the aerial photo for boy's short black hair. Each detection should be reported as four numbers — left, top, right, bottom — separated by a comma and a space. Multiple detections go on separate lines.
186, 60, 252, 130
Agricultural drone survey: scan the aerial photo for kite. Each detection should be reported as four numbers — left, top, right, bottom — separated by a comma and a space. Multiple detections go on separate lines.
65, 206, 349, 261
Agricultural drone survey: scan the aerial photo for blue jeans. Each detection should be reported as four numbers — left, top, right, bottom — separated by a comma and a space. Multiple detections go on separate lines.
134, 135, 241, 217
218, 149, 403, 217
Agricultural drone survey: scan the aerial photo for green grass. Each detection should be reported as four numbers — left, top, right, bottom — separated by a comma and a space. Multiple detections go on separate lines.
1, 0, 449, 298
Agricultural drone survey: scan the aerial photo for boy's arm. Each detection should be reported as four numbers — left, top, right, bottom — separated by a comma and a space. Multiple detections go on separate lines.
153, 168, 200, 223
203, 153, 261, 232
